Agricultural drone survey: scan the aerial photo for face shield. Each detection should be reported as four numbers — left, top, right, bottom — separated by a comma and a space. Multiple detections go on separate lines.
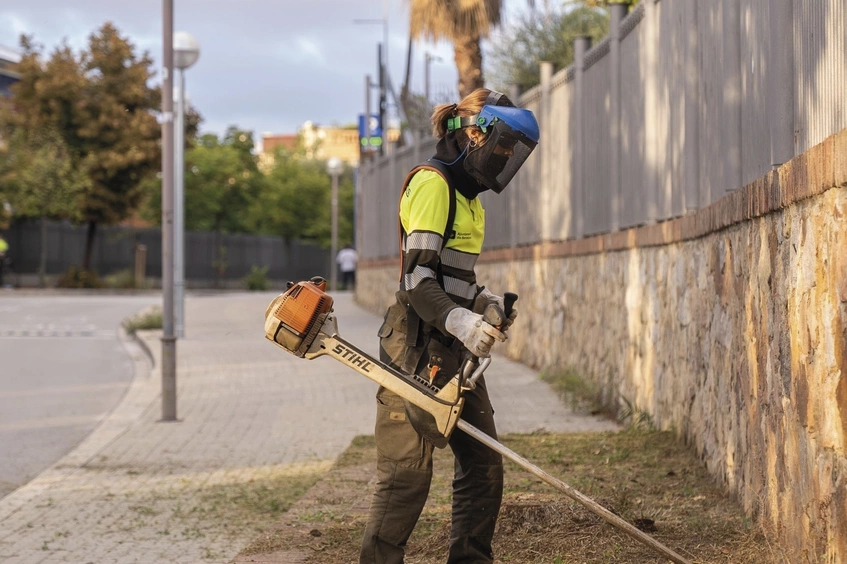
450, 105, 540, 194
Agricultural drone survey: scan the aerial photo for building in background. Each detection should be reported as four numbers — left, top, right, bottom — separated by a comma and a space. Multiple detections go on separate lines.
260, 121, 401, 171
259, 132, 299, 171
299, 121, 360, 165
0, 45, 21, 98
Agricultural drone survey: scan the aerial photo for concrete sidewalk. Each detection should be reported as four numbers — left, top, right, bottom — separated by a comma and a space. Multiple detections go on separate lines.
0, 292, 617, 563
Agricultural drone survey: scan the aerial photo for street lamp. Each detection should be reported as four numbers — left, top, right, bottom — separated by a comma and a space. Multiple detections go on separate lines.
326, 157, 344, 292
173, 31, 200, 340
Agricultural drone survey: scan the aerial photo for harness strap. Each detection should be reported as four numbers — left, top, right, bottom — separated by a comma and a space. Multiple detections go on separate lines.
397, 160, 456, 283
397, 160, 457, 349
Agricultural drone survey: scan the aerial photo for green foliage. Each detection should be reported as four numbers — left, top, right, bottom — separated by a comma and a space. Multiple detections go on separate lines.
104, 268, 147, 289
488, 5, 610, 91
617, 396, 655, 431
248, 151, 354, 248
56, 266, 104, 288
243, 265, 269, 291
2, 24, 179, 270
141, 129, 262, 234
541, 367, 605, 414
0, 127, 88, 222
7, 26, 160, 225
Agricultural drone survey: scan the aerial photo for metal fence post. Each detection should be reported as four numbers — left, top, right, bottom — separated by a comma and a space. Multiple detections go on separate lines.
609, 3, 627, 231
768, 0, 794, 168
540, 61, 553, 242
134, 244, 147, 287
574, 36, 591, 239
509, 84, 522, 249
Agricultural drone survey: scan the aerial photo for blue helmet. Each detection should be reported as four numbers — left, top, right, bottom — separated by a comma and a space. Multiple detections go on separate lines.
446, 91, 540, 193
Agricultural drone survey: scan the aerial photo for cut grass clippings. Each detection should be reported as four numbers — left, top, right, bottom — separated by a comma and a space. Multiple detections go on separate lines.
238, 432, 784, 564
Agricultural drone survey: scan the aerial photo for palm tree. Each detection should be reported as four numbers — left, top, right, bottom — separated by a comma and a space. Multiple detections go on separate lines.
408, 0, 502, 99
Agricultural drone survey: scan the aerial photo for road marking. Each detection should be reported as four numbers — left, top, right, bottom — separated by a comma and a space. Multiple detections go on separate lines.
0, 326, 116, 339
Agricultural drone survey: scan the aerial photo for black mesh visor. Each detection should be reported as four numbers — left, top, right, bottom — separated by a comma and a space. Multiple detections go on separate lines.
464, 123, 537, 193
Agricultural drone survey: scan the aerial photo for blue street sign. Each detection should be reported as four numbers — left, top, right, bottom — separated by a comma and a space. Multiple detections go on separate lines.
358, 114, 383, 151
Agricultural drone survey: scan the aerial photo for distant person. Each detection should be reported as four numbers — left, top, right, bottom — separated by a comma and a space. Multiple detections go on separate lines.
336, 245, 358, 290
0, 234, 7, 287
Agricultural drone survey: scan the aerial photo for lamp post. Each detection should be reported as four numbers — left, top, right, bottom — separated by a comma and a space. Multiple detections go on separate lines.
326, 157, 343, 291
161, 0, 176, 421
173, 31, 200, 340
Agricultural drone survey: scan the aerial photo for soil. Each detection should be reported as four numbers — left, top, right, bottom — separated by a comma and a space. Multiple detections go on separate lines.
234, 432, 784, 564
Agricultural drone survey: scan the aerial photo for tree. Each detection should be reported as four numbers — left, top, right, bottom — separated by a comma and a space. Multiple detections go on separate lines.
5, 24, 161, 272
0, 128, 88, 285
248, 149, 355, 248
75, 23, 161, 270
408, 0, 503, 98
488, 5, 610, 91
142, 132, 260, 233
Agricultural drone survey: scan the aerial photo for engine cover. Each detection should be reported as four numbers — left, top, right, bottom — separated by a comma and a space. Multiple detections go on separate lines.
264, 278, 334, 356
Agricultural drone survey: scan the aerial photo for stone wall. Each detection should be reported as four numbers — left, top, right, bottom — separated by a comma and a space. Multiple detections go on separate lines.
356, 129, 847, 561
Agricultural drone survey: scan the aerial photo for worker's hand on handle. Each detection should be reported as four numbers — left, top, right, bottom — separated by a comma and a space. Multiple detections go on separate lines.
473, 288, 519, 330
445, 307, 506, 358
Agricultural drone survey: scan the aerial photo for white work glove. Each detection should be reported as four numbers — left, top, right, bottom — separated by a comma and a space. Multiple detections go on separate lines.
473, 288, 518, 330
444, 307, 506, 358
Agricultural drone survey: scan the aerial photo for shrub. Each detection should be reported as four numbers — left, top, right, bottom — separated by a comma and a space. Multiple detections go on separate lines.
56, 266, 104, 289
244, 265, 269, 291
123, 306, 163, 334
105, 268, 141, 289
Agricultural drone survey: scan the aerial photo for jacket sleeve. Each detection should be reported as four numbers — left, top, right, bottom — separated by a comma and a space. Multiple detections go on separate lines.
401, 171, 461, 335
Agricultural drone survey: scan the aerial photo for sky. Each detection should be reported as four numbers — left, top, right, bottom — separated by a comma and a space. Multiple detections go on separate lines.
0, 0, 529, 147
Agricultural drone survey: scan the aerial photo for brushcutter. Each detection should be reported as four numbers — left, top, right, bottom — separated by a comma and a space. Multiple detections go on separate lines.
263, 277, 692, 564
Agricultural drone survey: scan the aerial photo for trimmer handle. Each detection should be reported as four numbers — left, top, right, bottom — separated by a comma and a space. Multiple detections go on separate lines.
503, 292, 518, 323
461, 292, 519, 391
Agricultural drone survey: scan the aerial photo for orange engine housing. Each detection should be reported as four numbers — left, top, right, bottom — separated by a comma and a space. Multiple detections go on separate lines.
265, 278, 334, 355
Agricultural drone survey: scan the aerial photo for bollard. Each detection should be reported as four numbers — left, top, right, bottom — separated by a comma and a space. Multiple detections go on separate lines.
135, 244, 147, 288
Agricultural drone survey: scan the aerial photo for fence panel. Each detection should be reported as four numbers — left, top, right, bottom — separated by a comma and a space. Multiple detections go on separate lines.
1, 220, 328, 284
357, 0, 847, 253
583, 40, 612, 235
548, 71, 574, 242
620, 16, 647, 229
795, 0, 847, 154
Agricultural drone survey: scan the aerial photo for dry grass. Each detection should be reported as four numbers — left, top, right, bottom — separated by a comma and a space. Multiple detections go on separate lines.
235, 431, 784, 564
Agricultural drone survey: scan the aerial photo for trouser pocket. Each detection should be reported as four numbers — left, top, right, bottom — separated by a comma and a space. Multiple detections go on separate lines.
374, 388, 430, 466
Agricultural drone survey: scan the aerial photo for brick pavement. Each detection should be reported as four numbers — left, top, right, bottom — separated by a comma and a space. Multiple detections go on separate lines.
0, 292, 617, 563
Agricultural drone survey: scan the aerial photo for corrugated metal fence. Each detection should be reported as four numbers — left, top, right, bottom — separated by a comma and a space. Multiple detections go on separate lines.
1, 220, 329, 284
358, 0, 847, 259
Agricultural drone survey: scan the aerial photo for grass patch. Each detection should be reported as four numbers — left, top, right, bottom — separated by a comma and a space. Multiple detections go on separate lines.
245, 431, 782, 564
122, 306, 163, 334
541, 368, 612, 417
181, 471, 321, 530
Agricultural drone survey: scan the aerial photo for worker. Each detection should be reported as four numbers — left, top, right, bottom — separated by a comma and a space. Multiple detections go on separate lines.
359, 88, 540, 564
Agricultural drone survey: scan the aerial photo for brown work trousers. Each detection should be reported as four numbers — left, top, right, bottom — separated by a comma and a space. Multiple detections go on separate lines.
359, 319, 503, 564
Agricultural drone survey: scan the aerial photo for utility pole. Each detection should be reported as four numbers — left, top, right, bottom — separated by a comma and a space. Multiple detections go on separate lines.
378, 43, 386, 156
160, 0, 177, 421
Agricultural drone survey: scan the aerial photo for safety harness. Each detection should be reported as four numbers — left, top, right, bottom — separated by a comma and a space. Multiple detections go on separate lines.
396, 159, 458, 371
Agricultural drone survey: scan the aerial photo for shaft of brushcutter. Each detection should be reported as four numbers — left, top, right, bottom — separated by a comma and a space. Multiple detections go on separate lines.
456, 419, 693, 564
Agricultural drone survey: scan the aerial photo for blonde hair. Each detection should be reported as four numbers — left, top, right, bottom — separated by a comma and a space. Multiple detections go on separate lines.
430, 88, 512, 142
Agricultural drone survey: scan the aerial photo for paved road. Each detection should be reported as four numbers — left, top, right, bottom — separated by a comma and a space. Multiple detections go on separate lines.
0, 293, 158, 499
